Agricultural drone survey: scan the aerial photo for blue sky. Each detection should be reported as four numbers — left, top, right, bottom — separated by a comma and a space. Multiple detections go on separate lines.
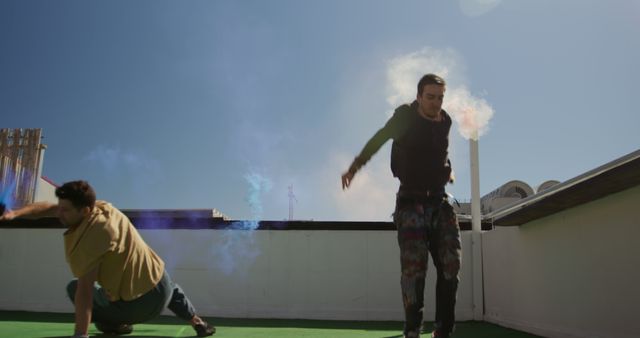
2, 0, 638, 221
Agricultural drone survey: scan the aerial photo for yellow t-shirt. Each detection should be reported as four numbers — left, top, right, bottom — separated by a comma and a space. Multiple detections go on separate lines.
64, 201, 165, 301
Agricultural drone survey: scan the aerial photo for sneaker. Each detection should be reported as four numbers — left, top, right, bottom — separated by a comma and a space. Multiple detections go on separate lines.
431, 330, 450, 338
194, 321, 216, 337
94, 322, 134, 335
404, 330, 419, 338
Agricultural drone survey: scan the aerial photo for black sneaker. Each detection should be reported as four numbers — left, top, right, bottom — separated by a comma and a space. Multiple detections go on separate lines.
194, 322, 216, 337
94, 322, 134, 335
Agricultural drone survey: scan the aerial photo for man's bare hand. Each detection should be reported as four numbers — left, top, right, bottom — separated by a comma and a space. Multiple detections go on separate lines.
0, 209, 16, 221
341, 170, 355, 190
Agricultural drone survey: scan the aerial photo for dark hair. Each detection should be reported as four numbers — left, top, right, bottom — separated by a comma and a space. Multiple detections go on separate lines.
417, 73, 446, 96
55, 180, 96, 210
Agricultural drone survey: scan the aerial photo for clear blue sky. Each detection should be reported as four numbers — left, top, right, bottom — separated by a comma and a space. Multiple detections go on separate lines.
2, 0, 638, 221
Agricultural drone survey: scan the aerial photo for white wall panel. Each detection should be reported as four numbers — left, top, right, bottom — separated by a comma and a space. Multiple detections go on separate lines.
483, 185, 640, 338
0, 227, 475, 321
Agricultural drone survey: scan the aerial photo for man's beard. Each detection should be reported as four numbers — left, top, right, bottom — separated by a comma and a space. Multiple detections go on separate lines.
61, 218, 82, 228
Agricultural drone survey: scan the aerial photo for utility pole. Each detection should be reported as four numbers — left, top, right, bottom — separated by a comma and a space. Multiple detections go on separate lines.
470, 136, 484, 320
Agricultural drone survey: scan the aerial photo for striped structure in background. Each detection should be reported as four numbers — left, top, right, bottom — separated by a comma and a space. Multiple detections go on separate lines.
0, 128, 46, 208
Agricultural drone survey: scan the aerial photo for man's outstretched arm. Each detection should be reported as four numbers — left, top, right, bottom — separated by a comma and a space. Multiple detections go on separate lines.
0, 201, 58, 221
341, 105, 409, 190
341, 126, 395, 190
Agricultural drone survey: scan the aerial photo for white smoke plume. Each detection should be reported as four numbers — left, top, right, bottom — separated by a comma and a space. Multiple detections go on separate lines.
444, 87, 494, 140
331, 151, 396, 221
386, 47, 463, 109
386, 46, 494, 140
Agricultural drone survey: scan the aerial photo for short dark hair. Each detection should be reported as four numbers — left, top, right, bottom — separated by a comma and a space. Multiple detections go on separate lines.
417, 73, 446, 96
55, 180, 96, 210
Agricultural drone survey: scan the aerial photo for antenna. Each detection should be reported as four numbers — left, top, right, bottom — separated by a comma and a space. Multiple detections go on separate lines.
288, 185, 298, 221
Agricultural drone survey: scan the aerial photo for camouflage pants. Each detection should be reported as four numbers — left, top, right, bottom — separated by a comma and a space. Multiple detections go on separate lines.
394, 195, 461, 337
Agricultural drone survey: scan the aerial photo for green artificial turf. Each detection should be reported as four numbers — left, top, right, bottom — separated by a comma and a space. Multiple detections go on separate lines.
0, 311, 540, 338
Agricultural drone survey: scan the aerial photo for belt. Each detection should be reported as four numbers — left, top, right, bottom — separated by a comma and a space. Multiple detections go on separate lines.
397, 189, 446, 202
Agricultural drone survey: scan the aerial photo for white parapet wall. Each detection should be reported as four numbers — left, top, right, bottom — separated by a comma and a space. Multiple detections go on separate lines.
482, 185, 640, 338
0, 228, 475, 321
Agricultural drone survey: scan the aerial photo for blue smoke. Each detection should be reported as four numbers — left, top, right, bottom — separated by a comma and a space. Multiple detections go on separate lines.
0, 176, 17, 211
133, 209, 209, 274
244, 172, 273, 220
213, 172, 272, 275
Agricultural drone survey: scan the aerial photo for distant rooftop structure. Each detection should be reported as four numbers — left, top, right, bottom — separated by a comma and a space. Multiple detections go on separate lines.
487, 148, 640, 226
454, 179, 560, 216
454, 148, 640, 227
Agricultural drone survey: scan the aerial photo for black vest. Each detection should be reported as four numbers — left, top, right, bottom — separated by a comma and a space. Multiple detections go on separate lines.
390, 104, 452, 192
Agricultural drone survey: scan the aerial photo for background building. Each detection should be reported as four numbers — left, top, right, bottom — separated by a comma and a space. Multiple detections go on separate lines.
0, 128, 56, 207
454, 179, 560, 218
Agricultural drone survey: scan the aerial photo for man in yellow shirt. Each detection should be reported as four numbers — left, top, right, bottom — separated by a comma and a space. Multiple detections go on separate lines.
1, 180, 215, 338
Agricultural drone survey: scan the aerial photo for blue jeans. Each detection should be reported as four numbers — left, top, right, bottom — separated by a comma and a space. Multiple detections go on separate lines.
66, 271, 196, 325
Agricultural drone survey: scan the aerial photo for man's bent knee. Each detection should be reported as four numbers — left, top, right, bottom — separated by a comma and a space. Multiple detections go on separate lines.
441, 255, 461, 281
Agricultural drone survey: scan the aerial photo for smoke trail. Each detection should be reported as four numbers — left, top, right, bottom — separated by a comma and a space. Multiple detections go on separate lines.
84, 145, 163, 204
458, 0, 502, 17
214, 172, 272, 275
386, 46, 494, 140
85, 145, 161, 181
86, 145, 121, 173
244, 172, 273, 220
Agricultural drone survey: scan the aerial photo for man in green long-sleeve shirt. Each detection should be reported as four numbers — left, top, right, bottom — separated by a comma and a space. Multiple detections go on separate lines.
342, 74, 461, 338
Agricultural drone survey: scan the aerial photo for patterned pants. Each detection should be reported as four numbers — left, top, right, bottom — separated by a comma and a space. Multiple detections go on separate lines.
394, 195, 461, 337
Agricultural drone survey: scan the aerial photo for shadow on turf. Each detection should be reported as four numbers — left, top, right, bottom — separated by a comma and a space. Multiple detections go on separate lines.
0, 311, 402, 330
43, 336, 195, 338
43, 336, 402, 338
43, 336, 403, 338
